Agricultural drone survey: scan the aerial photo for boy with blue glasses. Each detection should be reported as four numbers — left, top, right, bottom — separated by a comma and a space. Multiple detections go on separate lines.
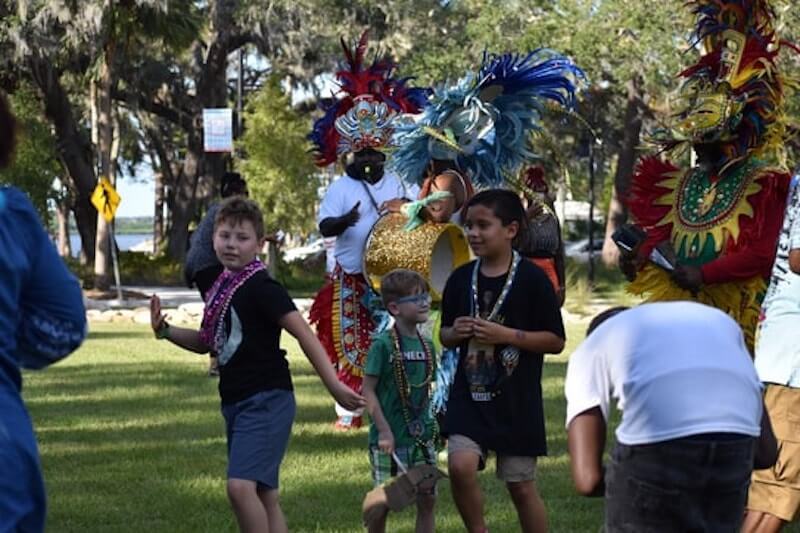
363, 269, 439, 533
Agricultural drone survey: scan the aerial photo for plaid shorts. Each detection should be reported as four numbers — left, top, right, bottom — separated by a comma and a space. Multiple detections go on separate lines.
369, 443, 437, 488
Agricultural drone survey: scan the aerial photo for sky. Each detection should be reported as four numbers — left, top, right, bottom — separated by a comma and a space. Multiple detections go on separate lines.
114, 159, 156, 218
116, 177, 154, 217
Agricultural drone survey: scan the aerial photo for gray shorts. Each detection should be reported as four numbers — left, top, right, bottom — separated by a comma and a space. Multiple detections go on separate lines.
447, 433, 537, 482
221, 389, 296, 489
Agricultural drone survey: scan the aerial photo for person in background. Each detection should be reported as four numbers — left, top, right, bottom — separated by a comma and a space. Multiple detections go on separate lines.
565, 302, 776, 532
518, 166, 565, 306
0, 91, 88, 532
185, 171, 248, 376
619, 0, 791, 353
742, 175, 800, 533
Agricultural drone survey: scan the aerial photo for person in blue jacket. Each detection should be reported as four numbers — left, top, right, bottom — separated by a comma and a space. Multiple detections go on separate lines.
0, 91, 87, 532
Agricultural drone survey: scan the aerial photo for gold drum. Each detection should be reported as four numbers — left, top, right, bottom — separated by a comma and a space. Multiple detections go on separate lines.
363, 213, 471, 302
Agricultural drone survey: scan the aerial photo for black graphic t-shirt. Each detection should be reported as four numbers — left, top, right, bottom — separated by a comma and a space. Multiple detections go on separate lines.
217, 270, 297, 405
441, 259, 565, 456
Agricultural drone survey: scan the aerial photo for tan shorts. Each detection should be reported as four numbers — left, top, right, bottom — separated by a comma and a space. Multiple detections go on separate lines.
747, 384, 800, 522
447, 433, 537, 483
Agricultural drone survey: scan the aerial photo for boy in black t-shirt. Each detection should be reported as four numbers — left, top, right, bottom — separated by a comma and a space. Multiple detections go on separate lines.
150, 197, 364, 532
440, 190, 565, 532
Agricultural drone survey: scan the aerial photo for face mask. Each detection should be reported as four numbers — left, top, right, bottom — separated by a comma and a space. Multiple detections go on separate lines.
346, 149, 386, 183
347, 161, 384, 183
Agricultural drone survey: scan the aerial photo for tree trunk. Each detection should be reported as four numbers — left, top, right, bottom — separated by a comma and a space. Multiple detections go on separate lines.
27, 54, 97, 264
154, 171, 165, 254
266, 241, 278, 277
114, 0, 238, 261
142, 122, 173, 255
164, 6, 230, 261
54, 195, 72, 258
166, 133, 201, 260
600, 76, 646, 267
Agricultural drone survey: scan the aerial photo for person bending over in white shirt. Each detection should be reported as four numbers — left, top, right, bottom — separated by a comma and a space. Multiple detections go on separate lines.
565, 302, 776, 532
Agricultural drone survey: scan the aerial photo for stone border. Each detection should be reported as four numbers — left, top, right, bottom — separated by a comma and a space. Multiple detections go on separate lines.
87, 299, 314, 325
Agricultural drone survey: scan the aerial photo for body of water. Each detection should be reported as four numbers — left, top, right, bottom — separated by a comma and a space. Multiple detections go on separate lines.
67, 233, 153, 257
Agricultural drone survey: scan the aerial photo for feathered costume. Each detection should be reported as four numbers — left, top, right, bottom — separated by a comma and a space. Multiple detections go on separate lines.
625, 0, 794, 351
386, 50, 585, 414
391, 49, 585, 188
308, 32, 428, 168
307, 32, 428, 399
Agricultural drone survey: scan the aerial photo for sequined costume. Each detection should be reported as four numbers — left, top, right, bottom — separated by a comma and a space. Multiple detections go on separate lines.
624, 0, 794, 351
307, 32, 427, 424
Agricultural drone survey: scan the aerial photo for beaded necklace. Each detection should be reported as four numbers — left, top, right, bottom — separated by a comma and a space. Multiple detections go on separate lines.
469, 250, 522, 398
390, 325, 438, 447
471, 250, 521, 320
200, 260, 265, 353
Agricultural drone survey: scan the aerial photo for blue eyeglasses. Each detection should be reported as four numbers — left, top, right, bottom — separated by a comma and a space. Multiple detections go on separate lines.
394, 293, 432, 305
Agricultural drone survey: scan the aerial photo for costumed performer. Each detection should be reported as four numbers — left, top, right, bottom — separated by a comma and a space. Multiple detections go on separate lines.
620, 0, 795, 352
308, 31, 428, 430
390, 49, 585, 416
517, 165, 566, 305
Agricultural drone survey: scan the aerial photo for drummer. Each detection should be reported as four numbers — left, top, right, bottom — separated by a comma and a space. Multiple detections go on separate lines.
312, 148, 418, 429
307, 32, 428, 430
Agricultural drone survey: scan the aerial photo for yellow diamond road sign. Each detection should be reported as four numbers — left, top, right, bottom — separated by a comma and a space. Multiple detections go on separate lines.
91, 177, 121, 222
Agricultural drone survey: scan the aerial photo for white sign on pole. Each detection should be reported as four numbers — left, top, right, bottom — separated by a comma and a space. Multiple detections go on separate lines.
203, 108, 234, 152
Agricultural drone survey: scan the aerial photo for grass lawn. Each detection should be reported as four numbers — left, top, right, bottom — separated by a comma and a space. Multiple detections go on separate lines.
25, 318, 788, 533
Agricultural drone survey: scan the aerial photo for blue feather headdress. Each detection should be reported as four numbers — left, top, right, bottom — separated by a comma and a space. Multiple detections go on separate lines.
390, 49, 585, 188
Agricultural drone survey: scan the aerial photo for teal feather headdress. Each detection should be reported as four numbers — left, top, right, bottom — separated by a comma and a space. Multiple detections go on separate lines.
390, 49, 586, 188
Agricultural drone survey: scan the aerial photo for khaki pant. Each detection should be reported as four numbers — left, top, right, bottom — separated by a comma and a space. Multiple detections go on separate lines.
447, 433, 537, 482
747, 384, 800, 522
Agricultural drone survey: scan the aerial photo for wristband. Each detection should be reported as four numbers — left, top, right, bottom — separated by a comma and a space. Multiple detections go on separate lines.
155, 322, 170, 340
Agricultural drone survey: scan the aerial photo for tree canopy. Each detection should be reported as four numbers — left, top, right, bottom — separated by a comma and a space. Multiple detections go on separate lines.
1, 0, 798, 276
238, 76, 318, 237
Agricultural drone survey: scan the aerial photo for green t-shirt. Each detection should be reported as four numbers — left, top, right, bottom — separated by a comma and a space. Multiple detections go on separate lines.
365, 330, 437, 449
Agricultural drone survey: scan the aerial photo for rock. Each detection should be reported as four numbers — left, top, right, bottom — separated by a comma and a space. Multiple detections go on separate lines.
179, 302, 205, 318
164, 309, 192, 325
133, 308, 151, 325
85, 299, 110, 311
96, 310, 117, 323
107, 310, 135, 323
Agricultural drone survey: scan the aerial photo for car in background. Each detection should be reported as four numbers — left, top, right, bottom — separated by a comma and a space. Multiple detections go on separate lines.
564, 238, 604, 262
282, 238, 325, 263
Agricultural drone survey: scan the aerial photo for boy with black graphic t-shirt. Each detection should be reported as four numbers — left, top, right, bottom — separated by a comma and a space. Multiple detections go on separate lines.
441, 260, 564, 460
440, 235, 565, 532
150, 197, 363, 532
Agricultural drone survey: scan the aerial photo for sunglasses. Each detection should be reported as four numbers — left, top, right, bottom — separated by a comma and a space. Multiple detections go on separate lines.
394, 293, 432, 306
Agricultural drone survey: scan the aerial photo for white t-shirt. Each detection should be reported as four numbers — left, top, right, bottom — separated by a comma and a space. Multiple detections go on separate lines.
317, 173, 417, 274
565, 302, 762, 445
756, 179, 800, 387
